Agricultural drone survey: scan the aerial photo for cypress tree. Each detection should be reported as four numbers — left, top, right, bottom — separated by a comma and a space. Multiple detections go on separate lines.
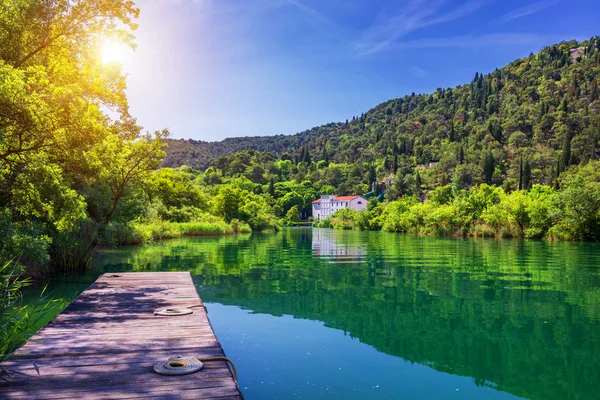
414, 168, 422, 195
322, 145, 329, 163
449, 121, 455, 142
268, 177, 275, 197
368, 164, 376, 186
303, 145, 311, 164
393, 154, 398, 173
523, 160, 532, 190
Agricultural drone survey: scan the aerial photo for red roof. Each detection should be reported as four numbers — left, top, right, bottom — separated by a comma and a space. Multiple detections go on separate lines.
336, 196, 361, 201
312, 196, 364, 203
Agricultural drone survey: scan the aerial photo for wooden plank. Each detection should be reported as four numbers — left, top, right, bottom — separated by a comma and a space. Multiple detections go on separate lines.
0, 272, 242, 400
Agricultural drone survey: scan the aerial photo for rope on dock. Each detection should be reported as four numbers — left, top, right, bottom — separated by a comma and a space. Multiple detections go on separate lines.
153, 356, 238, 381
153, 308, 193, 316
153, 303, 208, 316
153, 356, 204, 375
199, 357, 238, 382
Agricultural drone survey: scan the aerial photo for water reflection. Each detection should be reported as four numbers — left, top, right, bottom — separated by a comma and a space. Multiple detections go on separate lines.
79, 229, 600, 399
312, 228, 367, 260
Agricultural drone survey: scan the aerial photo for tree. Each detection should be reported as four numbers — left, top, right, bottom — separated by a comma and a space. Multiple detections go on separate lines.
503, 191, 530, 237
285, 205, 300, 224
268, 177, 275, 197
483, 151, 495, 184
523, 160, 532, 190
321, 145, 329, 163
554, 177, 600, 240
213, 186, 245, 222
368, 164, 376, 186
85, 127, 168, 224
0, 0, 165, 270
457, 146, 465, 164
302, 146, 311, 164
414, 169, 422, 195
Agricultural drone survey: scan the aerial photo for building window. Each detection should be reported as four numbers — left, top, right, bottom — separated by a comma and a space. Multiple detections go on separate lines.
357, 201, 362, 204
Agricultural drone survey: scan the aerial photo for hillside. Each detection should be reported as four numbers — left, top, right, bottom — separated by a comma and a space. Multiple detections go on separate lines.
162, 123, 341, 170
164, 37, 600, 192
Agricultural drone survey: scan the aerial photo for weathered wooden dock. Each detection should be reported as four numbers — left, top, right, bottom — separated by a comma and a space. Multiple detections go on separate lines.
0, 272, 242, 399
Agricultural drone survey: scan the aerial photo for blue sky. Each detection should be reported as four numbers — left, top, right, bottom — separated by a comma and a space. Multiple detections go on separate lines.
121, 0, 600, 141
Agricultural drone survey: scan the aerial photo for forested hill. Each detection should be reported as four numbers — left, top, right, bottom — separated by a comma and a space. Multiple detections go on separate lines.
163, 37, 600, 189
162, 122, 342, 170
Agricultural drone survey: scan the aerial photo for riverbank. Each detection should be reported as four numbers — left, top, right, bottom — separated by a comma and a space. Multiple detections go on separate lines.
315, 181, 600, 242
103, 219, 253, 246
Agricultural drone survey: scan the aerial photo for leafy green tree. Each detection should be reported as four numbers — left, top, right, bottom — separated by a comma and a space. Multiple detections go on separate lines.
213, 186, 245, 222
85, 128, 168, 224
285, 205, 300, 224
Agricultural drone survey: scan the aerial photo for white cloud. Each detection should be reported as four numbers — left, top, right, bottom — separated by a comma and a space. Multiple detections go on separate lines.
354, 0, 485, 57
394, 33, 558, 49
410, 65, 428, 77
496, 0, 561, 24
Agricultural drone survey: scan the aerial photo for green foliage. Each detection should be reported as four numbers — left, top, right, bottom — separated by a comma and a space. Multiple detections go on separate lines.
0, 261, 30, 312
163, 38, 600, 200
0, 0, 171, 273
314, 177, 600, 241
285, 205, 301, 225
0, 260, 63, 361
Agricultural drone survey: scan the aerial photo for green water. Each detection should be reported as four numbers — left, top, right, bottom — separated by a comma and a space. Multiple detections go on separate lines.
12, 228, 600, 399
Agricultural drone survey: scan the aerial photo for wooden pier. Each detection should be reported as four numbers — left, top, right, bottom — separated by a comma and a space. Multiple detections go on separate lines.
0, 272, 242, 399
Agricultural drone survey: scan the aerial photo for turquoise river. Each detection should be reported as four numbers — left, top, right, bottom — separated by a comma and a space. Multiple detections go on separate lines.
12, 228, 600, 399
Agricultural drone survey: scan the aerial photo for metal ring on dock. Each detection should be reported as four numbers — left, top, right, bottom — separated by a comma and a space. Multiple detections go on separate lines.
154, 307, 193, 316
153, 356, 204, 376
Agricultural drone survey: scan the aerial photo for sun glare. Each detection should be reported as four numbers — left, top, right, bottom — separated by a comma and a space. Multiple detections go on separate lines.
101, 41, 129, 65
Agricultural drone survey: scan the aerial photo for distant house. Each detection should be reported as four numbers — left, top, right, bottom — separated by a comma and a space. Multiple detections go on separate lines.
312, 195, 368, 220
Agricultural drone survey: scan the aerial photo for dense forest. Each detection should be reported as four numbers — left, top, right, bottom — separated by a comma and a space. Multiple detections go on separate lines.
162, 37, 600, 241
2, 0, 600, 285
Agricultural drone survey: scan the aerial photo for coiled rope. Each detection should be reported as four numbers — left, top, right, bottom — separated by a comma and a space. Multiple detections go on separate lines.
152, 304, 237, 381
153, 356, 238, 381
153, 303, 208, 316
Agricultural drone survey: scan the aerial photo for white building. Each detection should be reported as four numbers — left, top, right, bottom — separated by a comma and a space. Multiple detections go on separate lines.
312, 195, 368, 220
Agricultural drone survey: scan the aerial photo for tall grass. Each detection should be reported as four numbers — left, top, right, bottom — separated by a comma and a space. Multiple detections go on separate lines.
101, 218, 253, 246
0, 261, 62, 361
0, 287, 63, 361
0, 260, 31, 311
